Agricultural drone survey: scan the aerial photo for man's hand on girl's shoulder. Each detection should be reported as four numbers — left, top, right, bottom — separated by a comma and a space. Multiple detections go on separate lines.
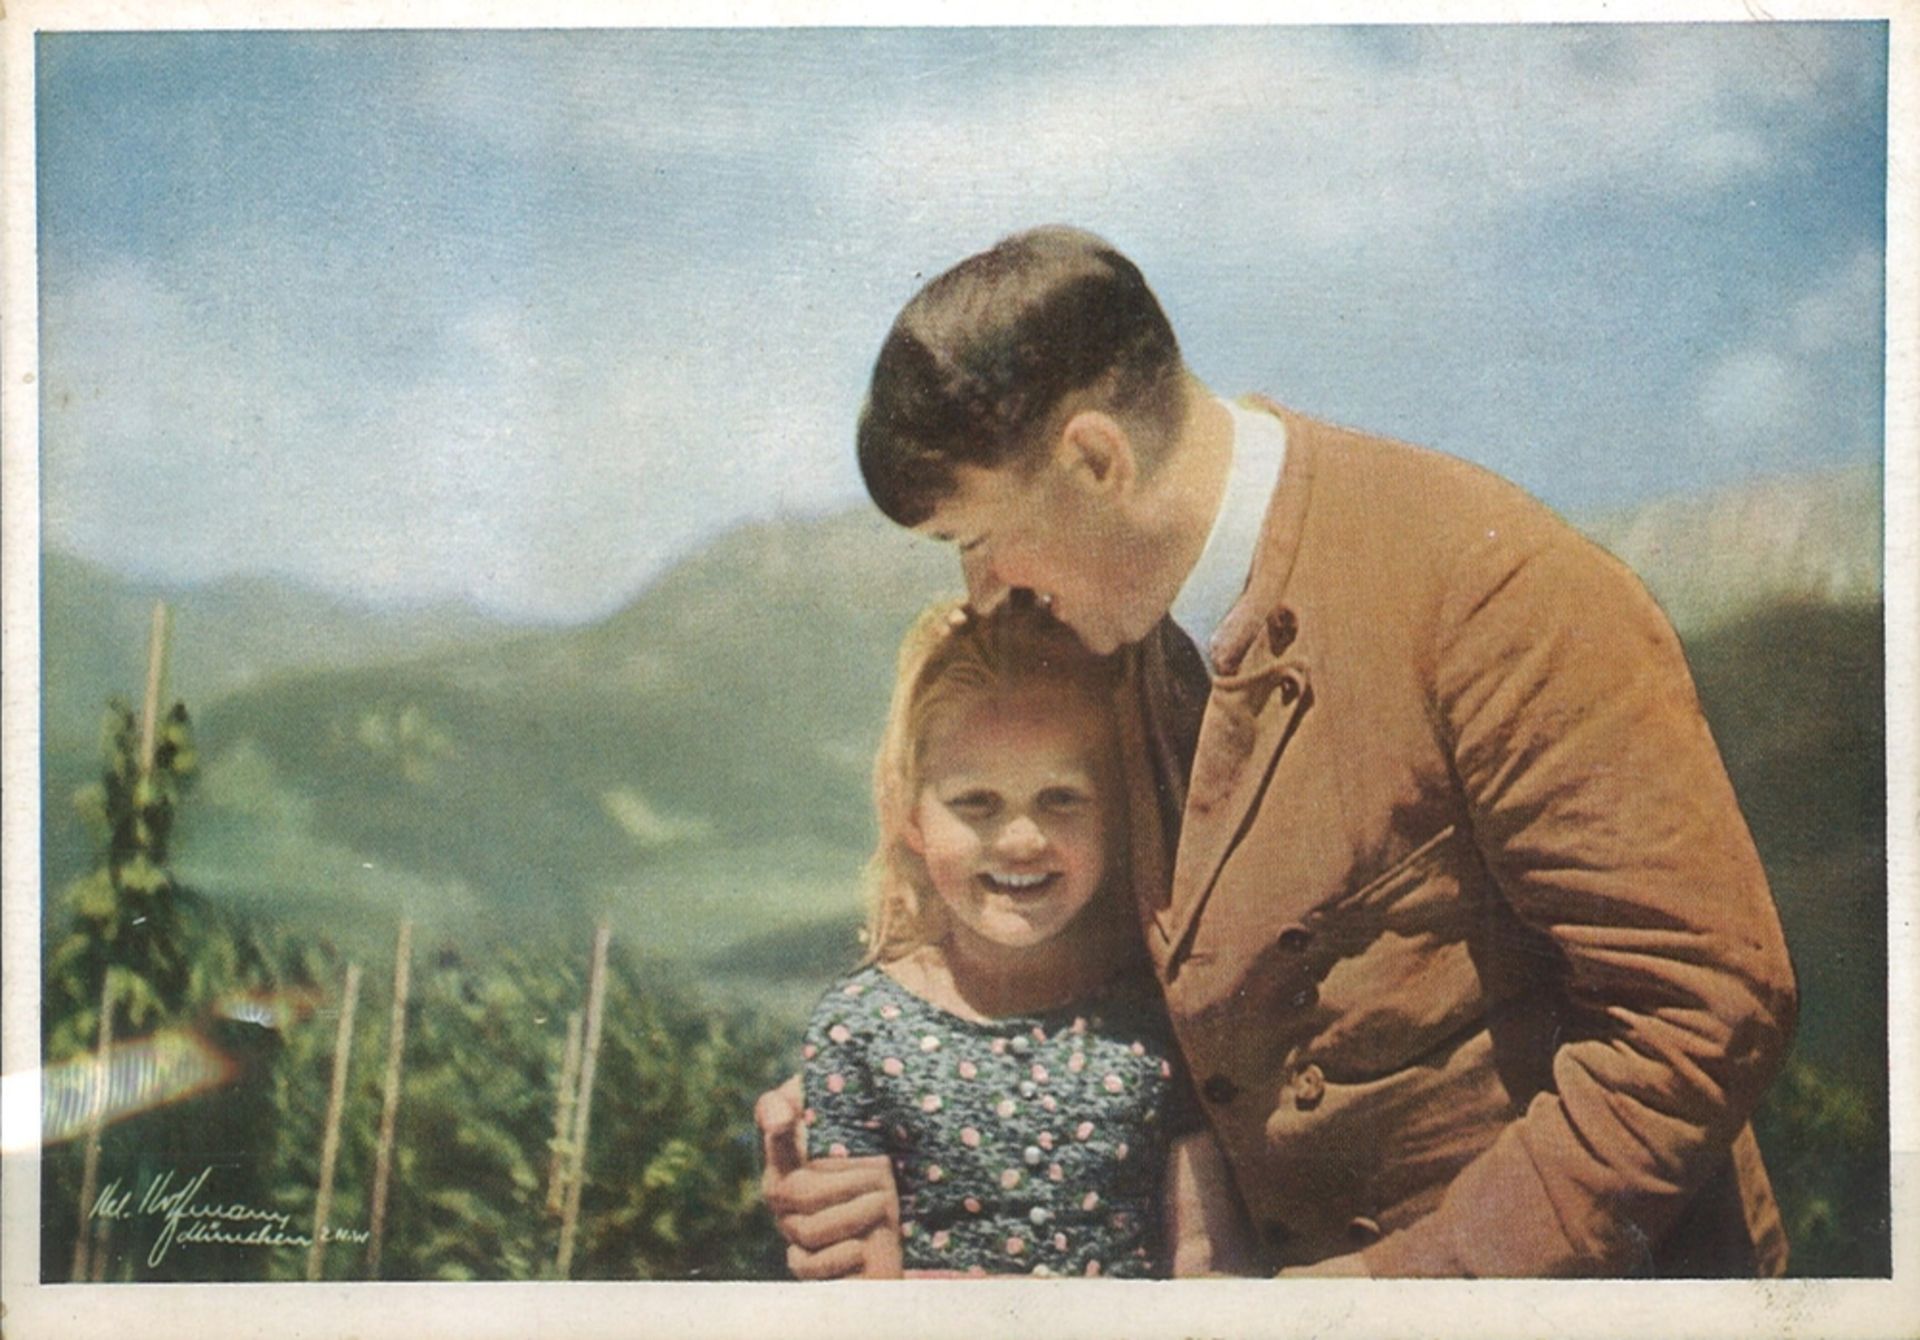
757, 1076, 904, 1279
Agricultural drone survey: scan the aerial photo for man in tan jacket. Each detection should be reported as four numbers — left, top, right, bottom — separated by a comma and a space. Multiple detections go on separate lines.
760, 225, 1797, 1277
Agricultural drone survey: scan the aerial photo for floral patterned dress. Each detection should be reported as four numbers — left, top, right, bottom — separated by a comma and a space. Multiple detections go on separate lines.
801, 963, 1199, 1278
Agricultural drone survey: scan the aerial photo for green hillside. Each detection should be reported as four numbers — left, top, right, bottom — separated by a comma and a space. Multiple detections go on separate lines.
51, 510, 963, 977
1684, 599, 1886, 1087
41, 470, 1886, 1027
40, 550, 509, 746
35, 464, 1890, 1275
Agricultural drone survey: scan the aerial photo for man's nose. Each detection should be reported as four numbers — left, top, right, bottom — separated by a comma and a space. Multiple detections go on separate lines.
960, 548, 1011, 614
995, 813, 1047, 859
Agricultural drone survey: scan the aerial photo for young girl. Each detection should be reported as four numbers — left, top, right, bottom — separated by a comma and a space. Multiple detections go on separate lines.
801, 597, 1248, 1278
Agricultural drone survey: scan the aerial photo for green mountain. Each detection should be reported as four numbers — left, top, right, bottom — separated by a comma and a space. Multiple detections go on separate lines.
35, 463, 1888, 1277
43, 511, 959, 1001
40, 550, 510, 746
40, 465, 1885, 1055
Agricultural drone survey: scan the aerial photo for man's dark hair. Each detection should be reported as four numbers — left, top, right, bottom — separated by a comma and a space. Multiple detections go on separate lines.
857, 226, 1186, 527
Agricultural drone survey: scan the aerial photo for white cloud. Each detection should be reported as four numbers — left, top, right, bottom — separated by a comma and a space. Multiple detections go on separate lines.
40, 259, 330, 576
37, 27, 1880, 621
40, 223, 877, 622
1695, 247, 1883, 466
828, 26, 1863, 259
1699, 348, 1809, 445
1792, 247, 1883, 354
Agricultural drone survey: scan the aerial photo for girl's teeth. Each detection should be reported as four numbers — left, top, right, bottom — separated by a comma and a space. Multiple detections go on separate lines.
986, 872, 1050, 890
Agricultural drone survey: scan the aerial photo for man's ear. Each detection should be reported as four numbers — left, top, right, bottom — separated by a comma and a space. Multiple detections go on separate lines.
1057, 410, 1138, 497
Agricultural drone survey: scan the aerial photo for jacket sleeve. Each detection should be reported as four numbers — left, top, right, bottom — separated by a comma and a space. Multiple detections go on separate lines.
1360, 520, 1797, 1278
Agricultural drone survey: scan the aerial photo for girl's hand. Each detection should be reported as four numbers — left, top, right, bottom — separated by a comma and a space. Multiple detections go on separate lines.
757, 1077, 903, 1279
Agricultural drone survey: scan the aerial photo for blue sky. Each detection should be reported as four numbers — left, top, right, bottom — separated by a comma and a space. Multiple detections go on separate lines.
35, 23, 1887, 623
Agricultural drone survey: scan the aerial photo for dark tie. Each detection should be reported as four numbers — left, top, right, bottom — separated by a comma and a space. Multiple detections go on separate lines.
1139, 615, 1212, 859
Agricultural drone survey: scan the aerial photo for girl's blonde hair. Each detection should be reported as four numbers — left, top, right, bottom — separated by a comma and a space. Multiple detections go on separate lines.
861, 595, 1133, 964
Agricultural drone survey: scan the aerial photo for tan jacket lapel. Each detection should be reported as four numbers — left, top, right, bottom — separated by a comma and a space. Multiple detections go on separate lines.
1161, 402, 1322, 965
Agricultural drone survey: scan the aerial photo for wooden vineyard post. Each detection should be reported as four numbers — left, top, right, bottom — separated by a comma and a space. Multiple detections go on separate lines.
554, 922, 611, 1278
364, 920, 413, 1278
70, 602, 168, 1280
137, 602, 169, 772
69, 971, 117, 1281
307, 962, 362, 1282
545, 1011, 584, 1217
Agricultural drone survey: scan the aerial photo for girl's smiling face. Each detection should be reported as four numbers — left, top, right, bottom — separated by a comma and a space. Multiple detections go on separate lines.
905, 681, 1118, 957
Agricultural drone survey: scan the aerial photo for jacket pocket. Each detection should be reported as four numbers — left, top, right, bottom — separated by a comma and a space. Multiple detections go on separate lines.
1303, 823, 1502, 1078
1317, 823, 1476, 936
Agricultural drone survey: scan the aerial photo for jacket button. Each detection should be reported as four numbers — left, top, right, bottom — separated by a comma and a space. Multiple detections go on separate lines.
1294, 1064, 1326, 1109
1277, 925, 1312, 953
1347, 1216, 1382, 1246
1277, 673, 1302, 706
1266, 607, 1297, 654
1202, 1074, 1239, 1105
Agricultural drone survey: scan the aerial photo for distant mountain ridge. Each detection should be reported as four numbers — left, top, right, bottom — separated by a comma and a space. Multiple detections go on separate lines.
38, 551, 516, 745
41, 458, 1882, 741
1578, 461, 1881, 634
37, 462, 1884, 1043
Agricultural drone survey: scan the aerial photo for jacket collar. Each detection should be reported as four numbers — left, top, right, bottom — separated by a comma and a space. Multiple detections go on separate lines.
1205, 396, 1317, 680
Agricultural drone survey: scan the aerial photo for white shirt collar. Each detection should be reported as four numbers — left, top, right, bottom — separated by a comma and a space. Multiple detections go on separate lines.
1169, 397, 1288, 645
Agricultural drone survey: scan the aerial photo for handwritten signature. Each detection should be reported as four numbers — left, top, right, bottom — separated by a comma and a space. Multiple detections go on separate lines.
90, 1167, 370, 1269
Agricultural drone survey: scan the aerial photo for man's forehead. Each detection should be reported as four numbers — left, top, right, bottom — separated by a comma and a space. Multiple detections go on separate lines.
915, 462, 1037, 541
